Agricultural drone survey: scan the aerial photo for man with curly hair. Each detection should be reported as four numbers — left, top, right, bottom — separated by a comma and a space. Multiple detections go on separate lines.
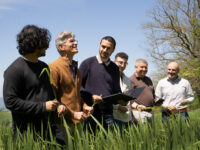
3, 25, 66, 145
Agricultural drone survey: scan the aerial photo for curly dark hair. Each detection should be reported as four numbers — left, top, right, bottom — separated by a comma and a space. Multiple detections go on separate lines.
17, 25, 51, 55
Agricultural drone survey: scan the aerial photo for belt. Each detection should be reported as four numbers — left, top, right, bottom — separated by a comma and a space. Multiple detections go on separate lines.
171, 108, 187, 113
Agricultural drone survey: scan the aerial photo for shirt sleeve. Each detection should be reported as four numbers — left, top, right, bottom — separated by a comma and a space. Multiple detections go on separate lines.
79, 60, 93, 105
3, 66, 45, 115
113, 66, 122, 94
155, 80, 163, 99
185, 80, 194, 104
49, 64, 60, 101
49, 63, 76, 117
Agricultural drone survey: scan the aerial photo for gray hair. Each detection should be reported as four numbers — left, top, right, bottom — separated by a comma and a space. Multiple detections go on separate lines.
135, 58, 148, 67
55, 31, 75, 54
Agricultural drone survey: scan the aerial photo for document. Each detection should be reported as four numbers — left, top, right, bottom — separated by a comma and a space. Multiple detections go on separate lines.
103, 86, 145, 105
154, 98, 164, 106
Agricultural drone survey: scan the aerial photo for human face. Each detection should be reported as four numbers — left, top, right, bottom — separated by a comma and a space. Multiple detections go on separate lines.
99, 39, 115, 63
135, 62, 148, 78
114, 57, 128, 74
37, 48, 47, 57
167, 62, 179, 80
59, 37, 78, 56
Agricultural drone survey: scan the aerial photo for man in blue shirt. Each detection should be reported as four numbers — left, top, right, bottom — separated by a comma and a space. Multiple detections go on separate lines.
79, 36, 121, 132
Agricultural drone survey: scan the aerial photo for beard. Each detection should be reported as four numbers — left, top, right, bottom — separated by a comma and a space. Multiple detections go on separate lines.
100, 52, 109, 61
38, 50, 46, 57
168, 74, 178, 80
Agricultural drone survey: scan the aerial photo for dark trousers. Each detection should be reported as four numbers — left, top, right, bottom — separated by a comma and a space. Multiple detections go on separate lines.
12, 124, 67, 146
114, 119, 132, 132
162, 110, 189, 122
84, 114, 114, 133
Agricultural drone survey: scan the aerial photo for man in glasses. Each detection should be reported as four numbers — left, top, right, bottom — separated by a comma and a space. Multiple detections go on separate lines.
49, 31, 94, 138
113, 52, 132, 131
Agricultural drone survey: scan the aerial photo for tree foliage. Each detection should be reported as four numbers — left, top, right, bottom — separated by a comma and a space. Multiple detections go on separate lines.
143, 0, 200, 98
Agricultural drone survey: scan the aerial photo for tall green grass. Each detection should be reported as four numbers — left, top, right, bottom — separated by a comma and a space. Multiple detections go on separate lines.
1, 109, 200, 150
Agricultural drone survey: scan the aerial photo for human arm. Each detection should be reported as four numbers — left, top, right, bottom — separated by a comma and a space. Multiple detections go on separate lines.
131, 102, 147, 111
3, 65, 56, 115
73, 112, 88, 121
56, 103, 67, 117
92, 95, 103, 105
113, 65, 122, 94
180, 81, 194, 105
155, 81, 163, 101
83, 103, 94, 117
79, 60, 93, 105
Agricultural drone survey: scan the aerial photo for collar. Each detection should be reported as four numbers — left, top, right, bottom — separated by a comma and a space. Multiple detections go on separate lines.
21, 56, 38, 63
96, 54, 110, 66
120, 72, 125, 79
58, 56, 78, 67
167, 76, 181, 83
134, 73, 144, 80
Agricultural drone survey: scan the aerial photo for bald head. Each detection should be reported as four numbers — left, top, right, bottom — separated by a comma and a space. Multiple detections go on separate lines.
167, 62, 179, 81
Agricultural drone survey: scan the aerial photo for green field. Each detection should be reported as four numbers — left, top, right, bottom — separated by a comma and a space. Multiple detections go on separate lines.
0, 111, 11, 125
1, 109, 200, 150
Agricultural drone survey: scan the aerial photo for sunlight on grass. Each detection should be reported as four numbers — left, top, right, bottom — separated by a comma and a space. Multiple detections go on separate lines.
1, 109, 200, 149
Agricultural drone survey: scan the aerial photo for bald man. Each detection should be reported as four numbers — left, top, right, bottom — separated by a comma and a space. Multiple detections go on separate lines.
155, 62, 194, 121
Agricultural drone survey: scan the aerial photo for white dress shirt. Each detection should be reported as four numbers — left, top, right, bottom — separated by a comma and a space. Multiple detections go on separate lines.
155, 77, 194, 109
113, 73, 132, 122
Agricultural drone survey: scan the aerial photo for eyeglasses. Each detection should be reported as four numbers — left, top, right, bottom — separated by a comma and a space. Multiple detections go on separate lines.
67, 39, 78, 43
116, 61, 128, 65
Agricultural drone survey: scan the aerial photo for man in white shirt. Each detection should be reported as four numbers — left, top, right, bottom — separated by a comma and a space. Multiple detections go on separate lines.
155, 62, 194, 121
113, 52, 132, 130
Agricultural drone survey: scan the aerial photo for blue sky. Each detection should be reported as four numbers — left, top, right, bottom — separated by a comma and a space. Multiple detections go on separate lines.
0, 0, 155, 97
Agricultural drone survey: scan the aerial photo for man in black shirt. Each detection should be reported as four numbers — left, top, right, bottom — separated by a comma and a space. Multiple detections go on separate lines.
3, 25, 66, 145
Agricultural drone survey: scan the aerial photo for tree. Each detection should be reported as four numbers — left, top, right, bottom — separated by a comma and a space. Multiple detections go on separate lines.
143, 0, 200, 98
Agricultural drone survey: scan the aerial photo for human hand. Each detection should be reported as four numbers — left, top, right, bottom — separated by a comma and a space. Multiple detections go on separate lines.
118, 105, 128, 113
154, 98, 164, 106
46, 99, 59, 111
180, 100, 188, 106
131, 102, 138, 109
167, 105, 176, 111
57, 104, 67, 117
137, 105, 147, 111
73, 112, 88, 121
83, 106, 94, 117
92, 95, 103, 104
118, 99, 128, 106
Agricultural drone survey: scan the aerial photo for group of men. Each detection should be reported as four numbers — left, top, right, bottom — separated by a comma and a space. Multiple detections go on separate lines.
3, 25, 194, 146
